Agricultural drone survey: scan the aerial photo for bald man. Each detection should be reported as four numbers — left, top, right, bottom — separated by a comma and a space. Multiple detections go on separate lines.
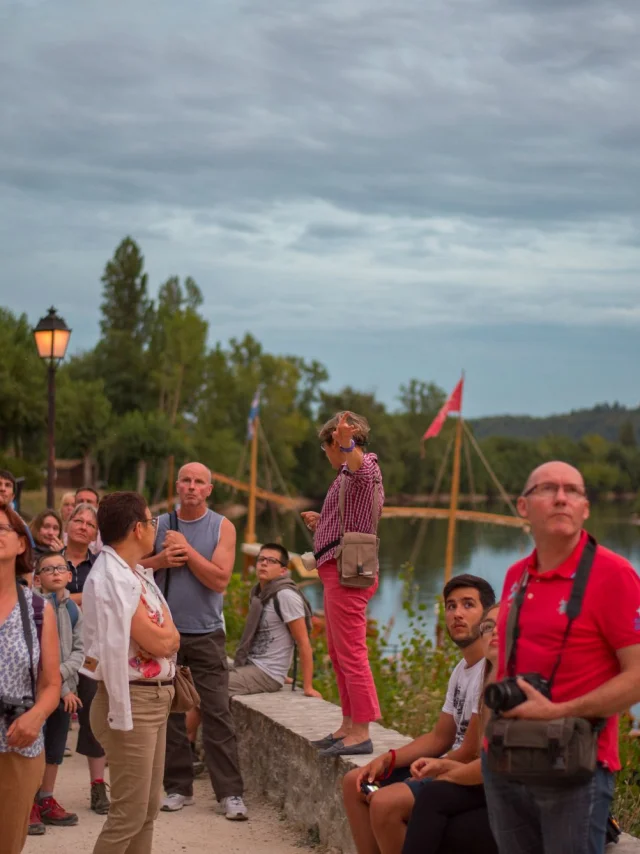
142, 462, 247, 820
483, 461, 640, 854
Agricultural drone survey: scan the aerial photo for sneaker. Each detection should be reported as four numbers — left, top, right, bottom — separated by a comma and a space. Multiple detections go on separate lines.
28, 803, 46, 836
161, 793, 195, 812
221, 795, 248, 821
90, 781, 110, 815
39, 796, 78, 826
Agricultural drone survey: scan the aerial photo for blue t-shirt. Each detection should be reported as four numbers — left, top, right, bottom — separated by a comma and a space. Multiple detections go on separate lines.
155, 509, 225, 634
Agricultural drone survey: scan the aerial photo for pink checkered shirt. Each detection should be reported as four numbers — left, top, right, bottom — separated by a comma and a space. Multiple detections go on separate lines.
314, 453, 384, 568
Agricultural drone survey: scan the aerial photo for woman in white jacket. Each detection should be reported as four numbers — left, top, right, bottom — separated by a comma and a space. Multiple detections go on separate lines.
81, 492, 180, 854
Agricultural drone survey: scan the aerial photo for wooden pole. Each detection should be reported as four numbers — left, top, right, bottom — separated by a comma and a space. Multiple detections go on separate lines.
444, 415, 464, 583
167, 455, 175, 512
246, 417, 259, 545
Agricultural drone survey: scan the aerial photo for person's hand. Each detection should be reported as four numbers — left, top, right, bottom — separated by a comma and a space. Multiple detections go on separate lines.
301, 511, 320, 532
410, 757, 453, 780
48, 535, 65, 552
356, 753, 392, 794
164, 531, 189, 550
162, 544, 189, 567
62, 692, 83, 714
303, 687, 323, 699
6, 708, 45, 749
502, 679, 562, 721
332, 411, 358, 450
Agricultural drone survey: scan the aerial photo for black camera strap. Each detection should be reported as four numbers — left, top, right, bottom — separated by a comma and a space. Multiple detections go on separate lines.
506, 534, 597, 692
16, 582, 38, 702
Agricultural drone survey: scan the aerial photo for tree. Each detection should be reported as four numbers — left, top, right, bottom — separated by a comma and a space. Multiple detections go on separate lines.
619, 420, 637, 448
0, 309, 46, 458
55, 375, 112, 483
95, 238, 153, 415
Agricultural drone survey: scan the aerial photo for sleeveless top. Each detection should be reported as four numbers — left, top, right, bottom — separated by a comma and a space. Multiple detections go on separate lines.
0, 588, 44, 757
154, 509, 225, 634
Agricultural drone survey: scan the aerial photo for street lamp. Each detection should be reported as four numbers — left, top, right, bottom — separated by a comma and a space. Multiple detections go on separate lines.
33, 307, 72, 508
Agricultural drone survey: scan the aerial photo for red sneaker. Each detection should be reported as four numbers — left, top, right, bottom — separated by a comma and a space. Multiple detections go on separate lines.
39, 795, 79, 826
28, 802, 46, 836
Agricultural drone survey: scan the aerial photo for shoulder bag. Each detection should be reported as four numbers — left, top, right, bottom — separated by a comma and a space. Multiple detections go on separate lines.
334, 472, 382, 588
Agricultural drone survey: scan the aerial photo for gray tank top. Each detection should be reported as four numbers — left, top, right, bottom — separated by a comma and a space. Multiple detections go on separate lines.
155, 509, 225, 634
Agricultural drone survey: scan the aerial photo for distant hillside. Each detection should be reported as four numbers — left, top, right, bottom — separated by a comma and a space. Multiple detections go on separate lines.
470, 403, 640, 442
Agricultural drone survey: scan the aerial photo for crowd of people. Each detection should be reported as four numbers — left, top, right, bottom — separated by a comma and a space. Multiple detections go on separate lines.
2, 410, 640, 854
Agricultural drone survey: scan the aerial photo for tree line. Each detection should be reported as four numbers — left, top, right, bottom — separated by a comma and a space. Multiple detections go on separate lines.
2, 237, 640, 505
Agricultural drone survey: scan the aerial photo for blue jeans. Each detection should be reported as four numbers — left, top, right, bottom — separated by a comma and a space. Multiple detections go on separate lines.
482, 752, 614, 854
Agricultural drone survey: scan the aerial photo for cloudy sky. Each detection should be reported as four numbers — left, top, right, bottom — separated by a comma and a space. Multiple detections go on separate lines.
2, 0, 639, 417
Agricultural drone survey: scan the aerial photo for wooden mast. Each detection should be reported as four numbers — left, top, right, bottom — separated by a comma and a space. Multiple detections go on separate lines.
246, 416, 259, 545
444, 406, 464, 583
167, 455, 175, 512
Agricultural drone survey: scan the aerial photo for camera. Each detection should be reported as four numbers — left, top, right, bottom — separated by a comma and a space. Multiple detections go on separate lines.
484, 673, 551, 714
360, 781, 380, 796
300, 552, 317, 572
0, 695, 34, 725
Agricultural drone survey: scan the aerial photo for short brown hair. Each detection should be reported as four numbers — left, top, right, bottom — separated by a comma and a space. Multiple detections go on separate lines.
0, 502, 33, 576
318, 411, 370, 446
36, 550, 66, 573
30, 509, 63, 543
98, 492, 149, 545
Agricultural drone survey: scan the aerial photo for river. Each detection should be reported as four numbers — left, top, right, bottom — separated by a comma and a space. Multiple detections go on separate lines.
251, 504, 640, 646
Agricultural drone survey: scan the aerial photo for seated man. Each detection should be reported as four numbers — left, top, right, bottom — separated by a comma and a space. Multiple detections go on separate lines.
342, 574, 495, 854
231, 543, 321, 699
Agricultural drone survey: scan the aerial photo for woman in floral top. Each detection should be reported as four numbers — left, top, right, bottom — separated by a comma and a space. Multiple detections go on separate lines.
0, 504, 61, 854
81, 492, 180, 854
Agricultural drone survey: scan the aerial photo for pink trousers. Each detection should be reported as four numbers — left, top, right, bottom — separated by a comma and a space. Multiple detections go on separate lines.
319, 559, 381, 724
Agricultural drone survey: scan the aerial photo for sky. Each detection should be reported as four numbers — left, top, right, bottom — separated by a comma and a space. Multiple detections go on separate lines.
1, 0, 639, 418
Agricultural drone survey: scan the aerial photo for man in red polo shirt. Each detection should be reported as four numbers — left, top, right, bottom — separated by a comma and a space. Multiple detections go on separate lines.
483, 460, 640, 854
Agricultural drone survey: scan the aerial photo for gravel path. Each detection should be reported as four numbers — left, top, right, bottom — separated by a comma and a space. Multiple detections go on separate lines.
24, 745, 312, 854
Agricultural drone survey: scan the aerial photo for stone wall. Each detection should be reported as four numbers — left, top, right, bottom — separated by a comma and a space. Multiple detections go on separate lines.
231, 690, 640, 853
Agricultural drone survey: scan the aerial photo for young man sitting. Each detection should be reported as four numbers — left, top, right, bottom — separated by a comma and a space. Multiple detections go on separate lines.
231, 543, 322, 699
342, 573, 496, 854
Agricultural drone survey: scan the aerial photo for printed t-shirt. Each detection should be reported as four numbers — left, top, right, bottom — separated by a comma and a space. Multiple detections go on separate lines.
247, 588, 306, 684
443, 657, 486, 750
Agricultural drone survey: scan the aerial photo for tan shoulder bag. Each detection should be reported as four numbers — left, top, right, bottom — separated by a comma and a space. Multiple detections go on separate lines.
334, 473, 382, 588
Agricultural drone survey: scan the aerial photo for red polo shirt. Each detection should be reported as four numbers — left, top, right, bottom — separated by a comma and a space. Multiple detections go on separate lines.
496, 530, 640, 771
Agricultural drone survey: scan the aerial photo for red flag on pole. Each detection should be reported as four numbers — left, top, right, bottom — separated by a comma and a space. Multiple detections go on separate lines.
422, 377, 464, 442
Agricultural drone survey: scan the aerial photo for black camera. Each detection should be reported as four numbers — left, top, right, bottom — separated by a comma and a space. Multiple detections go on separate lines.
484, 673, 551, 714
0, 695, 34, 725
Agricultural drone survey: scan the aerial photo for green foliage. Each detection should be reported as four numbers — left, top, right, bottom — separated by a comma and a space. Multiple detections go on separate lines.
0, 455, 43, 490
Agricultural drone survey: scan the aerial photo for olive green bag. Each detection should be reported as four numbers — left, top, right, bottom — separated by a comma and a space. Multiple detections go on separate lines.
486, 536, 605, 786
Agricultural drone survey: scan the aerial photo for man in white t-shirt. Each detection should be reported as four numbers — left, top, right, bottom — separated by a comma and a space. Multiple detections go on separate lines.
342, 573, 495, 854
230, 544, 322, 698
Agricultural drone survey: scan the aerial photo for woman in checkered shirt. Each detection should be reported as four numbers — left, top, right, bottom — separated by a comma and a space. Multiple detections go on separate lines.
302, 411, 384, 757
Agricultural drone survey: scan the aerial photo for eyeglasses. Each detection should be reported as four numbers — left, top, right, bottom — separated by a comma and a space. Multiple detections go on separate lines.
139, 517, 158, 530
39, 565, 69, 576
479, 619, 497, 636
0, 523, 16, 535
522, 482, 587, 500
256, 556, 286, 567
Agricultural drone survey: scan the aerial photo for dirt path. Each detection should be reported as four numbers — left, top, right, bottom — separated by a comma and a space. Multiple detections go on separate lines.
24, 748, 313, 854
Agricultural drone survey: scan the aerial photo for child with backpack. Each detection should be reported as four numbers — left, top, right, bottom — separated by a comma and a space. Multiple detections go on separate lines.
231, 543, 321, 698
29, 551, 84, 835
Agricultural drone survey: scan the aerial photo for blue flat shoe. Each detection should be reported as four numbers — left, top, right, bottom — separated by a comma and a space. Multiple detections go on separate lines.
319, 738, 374, 757
311, 733, 341, 749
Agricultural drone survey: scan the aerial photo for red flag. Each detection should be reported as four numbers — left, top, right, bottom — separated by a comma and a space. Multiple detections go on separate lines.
422, 378, 464, 441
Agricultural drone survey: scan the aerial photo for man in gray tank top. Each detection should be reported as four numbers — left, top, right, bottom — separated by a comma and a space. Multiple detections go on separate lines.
142, 461, 247, 820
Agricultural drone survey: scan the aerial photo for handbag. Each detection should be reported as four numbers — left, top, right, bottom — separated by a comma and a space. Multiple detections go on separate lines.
334, 472, 382, 589
486, 535, 605, 786
171, 665, 200, 714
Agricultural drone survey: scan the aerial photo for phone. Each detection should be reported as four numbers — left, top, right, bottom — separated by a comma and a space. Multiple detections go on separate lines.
360, 781, 380, 796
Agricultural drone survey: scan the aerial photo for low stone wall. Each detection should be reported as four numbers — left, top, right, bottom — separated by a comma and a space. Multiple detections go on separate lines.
231, 690, 640, 853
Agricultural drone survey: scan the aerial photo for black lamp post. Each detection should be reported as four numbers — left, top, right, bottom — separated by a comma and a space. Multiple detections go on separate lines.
33, 307, 72, 508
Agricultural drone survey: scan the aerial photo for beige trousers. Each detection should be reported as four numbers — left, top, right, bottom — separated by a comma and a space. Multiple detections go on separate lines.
90, 683, 174, 854
0, 749, 45, 854
228, 663, 282, 697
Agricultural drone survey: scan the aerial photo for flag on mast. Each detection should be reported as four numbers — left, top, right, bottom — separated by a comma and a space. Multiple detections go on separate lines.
422, 377, 464, 442
247, 386, 262, 441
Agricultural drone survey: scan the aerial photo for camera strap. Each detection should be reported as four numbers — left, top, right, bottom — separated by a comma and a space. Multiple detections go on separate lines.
506, 534, 597, 692
16, 582, 38, 702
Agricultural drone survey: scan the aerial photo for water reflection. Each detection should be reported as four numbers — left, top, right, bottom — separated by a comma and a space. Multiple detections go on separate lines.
247, 504, 639, 645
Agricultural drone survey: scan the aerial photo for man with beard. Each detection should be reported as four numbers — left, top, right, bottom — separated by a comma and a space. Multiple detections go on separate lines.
342, 574, 495, 854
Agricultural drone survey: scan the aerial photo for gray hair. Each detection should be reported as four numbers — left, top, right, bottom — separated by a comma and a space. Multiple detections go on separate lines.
69, 502, 98, 523
318, 411, 370, 446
